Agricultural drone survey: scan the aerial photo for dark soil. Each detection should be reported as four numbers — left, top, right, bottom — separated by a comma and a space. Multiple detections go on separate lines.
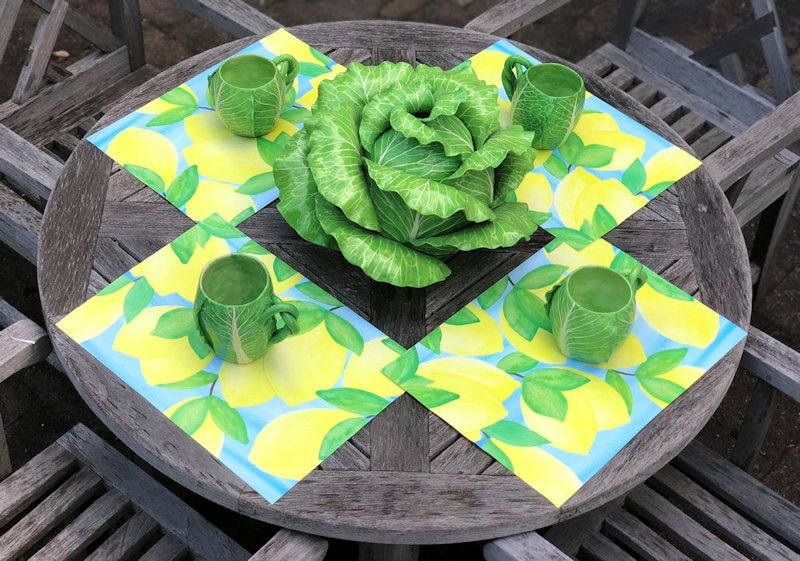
0, 1, 798, 558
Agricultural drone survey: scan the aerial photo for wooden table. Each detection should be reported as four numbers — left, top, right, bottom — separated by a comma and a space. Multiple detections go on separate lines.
38, 20, 752, 555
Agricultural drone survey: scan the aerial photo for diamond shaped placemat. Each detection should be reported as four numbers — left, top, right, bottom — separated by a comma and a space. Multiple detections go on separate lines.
57, 216, 404, 502
88, 29, 344, 225
464, 40, 702, 249
384, 238, 745, 506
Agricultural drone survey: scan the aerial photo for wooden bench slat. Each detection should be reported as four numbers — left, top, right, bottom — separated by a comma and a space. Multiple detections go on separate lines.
170, 0, 280, 38
430, 436, 493, 474
604, 509, 692, 561
250, 529, 328, 561
0, 468, 103, 560
319, 441, 369, 471
31, 0, 122, 52
138, 534, 189, 561
484, 530, 572, 561
626, 485, 750, 561
578, 51, 615, 77
581, 532, 637, 561
0, 125, 61, 202
690, 126, 732, 159
0, 441, 77, 528
650, 465, 800, 561
671, 111, 707, 142
0, 0, 23, 67
674, 440, 800, 549
0, 319, 52, 383
28, 490, 130, 561
464, 0, 571, 37
83, 510, 160, 561
741, 326, 800, 402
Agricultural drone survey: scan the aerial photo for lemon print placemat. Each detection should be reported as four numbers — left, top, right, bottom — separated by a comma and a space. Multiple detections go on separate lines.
87, 29, 344, 226
56, 215, 404, 503
464, 40, 702, 249
384, 238, 745, 506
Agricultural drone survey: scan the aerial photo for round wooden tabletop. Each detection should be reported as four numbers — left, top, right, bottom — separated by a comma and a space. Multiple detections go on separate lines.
38, 21, 752, 545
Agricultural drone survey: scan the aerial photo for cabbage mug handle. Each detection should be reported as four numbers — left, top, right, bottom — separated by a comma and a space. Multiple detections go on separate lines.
502, 55, 535, 100
264, 299, 300, 346
273, 54, 299, 87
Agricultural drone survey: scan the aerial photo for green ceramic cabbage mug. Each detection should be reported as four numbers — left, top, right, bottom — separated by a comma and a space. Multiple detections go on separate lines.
545, 264, 647, 363
207, 53, 299, 137
501, 57, 585, 149
194, 254, 300, 364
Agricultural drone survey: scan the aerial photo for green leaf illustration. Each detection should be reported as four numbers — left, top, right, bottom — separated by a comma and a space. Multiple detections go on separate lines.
522, 382, 568, 421
527, 368, 589, 391
165, 165, 199, 208
420, 328, 442, 353
483, 420, 548, 447
281, 107, 312, 124
575, 144, 616, 168
295, 281, 342, 306
160, 87, 196, 106
546, 227, 594, 250
497, 352, 538, 374
236, 172, 275, 195
609, 251, 639, 276
152, 307, 195, 339
198, 214, 241, 238
170, 231, 197, 264
503, 286, 551, 340
644, 180, 674, 197
638, 376, 685, 404
283, 86, 297, 111
559, 134, 583, 164
636, 348, 688, 378
543, 154, 569, 179
273, 259, 297, 282
298, 61, 331, 77
123, 278, 154, 322
324, 312, 364, 355
310, 47, 333, 66
410, 386, 459, 408
171, 398, 209, 435
237, 240, 269, 255
124, 164, 165, 193
292, 301, 326, 333
477, 276, 508, 310
208, 397, 248, 443
319, 417, 370, 460
591, 204, 617, 237
646, 273, 694, 301
256, 133, 291, 166
381, 345, 418, 385
146, 105, 196, 127
605, 370, 633, 415
97, 276, 133, 297
231, 207, 254, 224
445, 307, 480, 326
158, 370, 217, 390
316, 388, 389, 416
483, 439, 514, 472
621, 159, 646, 194
517, 264, 568, 290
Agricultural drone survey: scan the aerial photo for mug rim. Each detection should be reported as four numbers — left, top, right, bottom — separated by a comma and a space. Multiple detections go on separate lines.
523, 62, 585, 99
217, 54, 277, 90
560, 265, 635, 315
198, 253, 274, 308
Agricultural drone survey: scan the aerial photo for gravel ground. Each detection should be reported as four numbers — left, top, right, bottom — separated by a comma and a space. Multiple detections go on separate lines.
0, 1, 798, 558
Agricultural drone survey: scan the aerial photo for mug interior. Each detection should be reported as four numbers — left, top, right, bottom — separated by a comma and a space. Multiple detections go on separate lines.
201, 255, 269, 306
566, 266, 632, 313
219, 55, 275, 89
527, 63, 584, 98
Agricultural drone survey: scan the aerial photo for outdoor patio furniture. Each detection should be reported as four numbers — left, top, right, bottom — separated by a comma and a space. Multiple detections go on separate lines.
37, 15, 753, 560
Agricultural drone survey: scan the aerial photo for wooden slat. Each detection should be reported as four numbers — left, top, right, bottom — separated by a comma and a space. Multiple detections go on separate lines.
730, 379, 780, 470
428, 412, 459, 459
733, 158, 797, 226
138, 534, 188, 561
627, 485, 750, 561
578, 50, 615, 76
753, 0, 797, 102
0, 440, 77, 527
674, 440, 800, 549
650, 465, 800, 561
12, 0, 69, 104
28, 490, 131, 560
581, 532, 637, 561
604, 509, 692, 561
0, 180, 42, 265
31, 0, 122, 52
690, 126, 731, 159
740, 325, 800, 402
671, 111, 707, 142
464, 0, 571, 37
0, 0, 23, 66
108, 0, 144, 69
484, 531, 572, 561
690, 13, 777, 65
250, 529, 328, 561
319, 441, 369, 471
83, 510, 160, 561
0, 468, 104, 560
639, 0, 715, 34
171, 0, 280, 38
430, 437, 493, 474
0, 319, 52, 383
0, 124, 61, 202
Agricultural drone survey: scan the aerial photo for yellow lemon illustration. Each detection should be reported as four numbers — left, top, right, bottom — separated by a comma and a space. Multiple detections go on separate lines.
545, 238, 616, 270
492, 439, 582, 506
573, 112, 645, 171
515, 172, 553, 215
468, 49, 508, 90
572, 373, 630, 430
417, 358, 518, 441
343, 338, 404, 398
597, 333, 646, 370
218, 359, 277, 408
297, 64, 346, 108
640, 365, 704, 407
439, 304, 503, 356
636, 283, 719, 347
138, 84, 196, 115
643, 147, 701, 192
521, 386, 597, 455
555, 168, 647, 230
185, 180, 256, 222
250, 408, 358, 480
107, 128, 178, 187
165, 399, 224, 457
262, 322, 348, 406
183, 113, 272, 184
498, 98, 513, 127
113, 306, 213, 385
499, 312, 567, 365
131, 236, 230, 301
57, 282, 132, 343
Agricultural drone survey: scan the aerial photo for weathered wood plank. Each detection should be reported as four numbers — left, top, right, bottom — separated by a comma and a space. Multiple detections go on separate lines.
580, 532, 636, 561
428, 412, 459, 459
690, 126, 731, 159
171, 0, 280, 38
484, 530, 572, 561
604, 508, 692, 561
250, 529, 327, 561
137, 534, 188, 561
690, 12, 777, 65
83, 510, 160, 561
0, 0, 23, 66
108, 0, 145, 69
31, 0, 122, 52
12, 0, 69, 104
754, 0, 797, 102
0, 319, 52, 383
464, 0, 571, 37
0, 411, 10, 480
320, 441, 369, 471
0, 180, 42, 264
730, 379, 779, 471
430, 437, 493, 474
0, 124, 61, 202
741, 325, 800, 402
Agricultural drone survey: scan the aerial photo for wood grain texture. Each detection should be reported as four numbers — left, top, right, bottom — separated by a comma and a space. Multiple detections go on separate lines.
137, 534, 188, 561
39, 23, 750, 544
171, 0, 280, 38
0, 124, 61, 202
82, 510, 160, 561
740, 325, 800, 402
484, 530, 572, 561
0, 0, 23, 67
464, 0, 571, 37
31, 0, 122, 53
108, 0, 145, 69
604, 508, 692, 561
0, 319, 52, 384
250, 529, 328, 561
730, 379, 780, 471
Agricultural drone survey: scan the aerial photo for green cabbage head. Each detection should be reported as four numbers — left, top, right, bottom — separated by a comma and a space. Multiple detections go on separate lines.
275, 61, 544, 287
